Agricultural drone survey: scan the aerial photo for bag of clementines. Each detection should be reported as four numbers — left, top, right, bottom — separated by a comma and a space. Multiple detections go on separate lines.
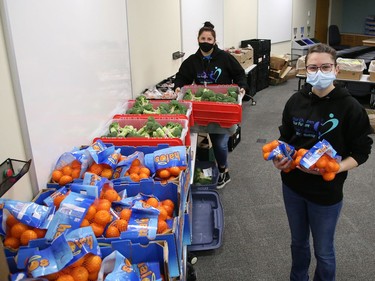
22, 226, 103, 280
299, 139, 341, 181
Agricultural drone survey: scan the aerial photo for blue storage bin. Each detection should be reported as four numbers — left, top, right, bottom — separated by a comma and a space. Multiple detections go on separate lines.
187, 190, 224, 252
191, 161, 219, 190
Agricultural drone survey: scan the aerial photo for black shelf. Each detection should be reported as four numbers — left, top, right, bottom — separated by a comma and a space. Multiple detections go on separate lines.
0, 158, 32, 197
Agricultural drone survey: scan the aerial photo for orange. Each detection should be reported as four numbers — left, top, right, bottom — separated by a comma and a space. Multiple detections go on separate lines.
53, 194, 66, 209
263, 152, 270, 161
84, 254, 102, 273
139, 172, 149, 180
101, 168, 113, 179
322, 172, 336, 181
114, 219, 128, 232
168, 166, 181, 177
62, 166, 73, 176
315, 155, 329, 169
33, 228, 47, 238
52, 170, 63, 182
69, 257, 85, 268
80, 218, 90, 227
103, 189, 119, 203
157, 220, 168, 234
71, 266, 89, 281
11, 222, 29, 239
262, 143, 273, 153
89, 163, 103, 175
162, 199, 175, 210
4, 236, 20, 249
71, 160, 81, 169
85, 205, 97, 221
294, 155, 302, 166
162, 204, 174, 217
131, 158, 141, 166
128, 166, 140, 174
105, 225, 120, 238
129, 173, 140, 182
6, 214, 19, 228
90, 223, 104, 237
157, 206, 168, 221
297, 148, 308, 157
43, 272, 60, 281
88, 271, 99, 281
71, 169, 81, 179
158, 169, 170, 179
146, 197, 159, 208
94, 210, 111, 226
139, 167, 151, 176
20, 229, 38, 246
56, 274, 75, 281
326, 160, 340, 173
95, 199, 111, 211
59, 175, 73, 186
119, 209, 132, 221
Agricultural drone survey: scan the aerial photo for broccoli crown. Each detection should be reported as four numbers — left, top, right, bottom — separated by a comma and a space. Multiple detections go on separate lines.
183, 89, 193, 100
134, 95, 149, 107
168, 100, 188, 114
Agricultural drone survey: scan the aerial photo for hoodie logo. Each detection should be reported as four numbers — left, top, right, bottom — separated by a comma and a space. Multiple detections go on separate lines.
319, 113, 338, 138
210, 67, 222, 82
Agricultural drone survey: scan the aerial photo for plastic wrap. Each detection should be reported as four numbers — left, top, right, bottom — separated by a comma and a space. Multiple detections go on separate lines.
336, 58, 366, 71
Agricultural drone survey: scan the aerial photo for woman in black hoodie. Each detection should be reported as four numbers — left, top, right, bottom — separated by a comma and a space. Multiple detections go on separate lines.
273, 43, 373, 281
174, 21, 249, 188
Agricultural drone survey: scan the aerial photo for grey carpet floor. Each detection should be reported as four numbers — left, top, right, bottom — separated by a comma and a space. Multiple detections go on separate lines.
192, 78, 375, 281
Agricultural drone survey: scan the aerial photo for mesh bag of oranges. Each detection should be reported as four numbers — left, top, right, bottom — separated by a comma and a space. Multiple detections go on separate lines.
262, 140, 296, 161
24, 227, 102, 281
299, 139, 341, 181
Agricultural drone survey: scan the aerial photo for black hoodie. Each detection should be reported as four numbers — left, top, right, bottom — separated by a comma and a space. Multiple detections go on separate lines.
174, 45, 249, 92
279, 83, 373, 205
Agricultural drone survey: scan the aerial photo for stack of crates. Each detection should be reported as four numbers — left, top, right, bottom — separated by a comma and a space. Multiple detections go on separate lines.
241, 39, 271, 92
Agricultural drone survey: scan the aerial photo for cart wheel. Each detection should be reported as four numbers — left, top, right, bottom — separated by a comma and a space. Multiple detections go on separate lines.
187, 262, 197, 281
188, 252, 198, 265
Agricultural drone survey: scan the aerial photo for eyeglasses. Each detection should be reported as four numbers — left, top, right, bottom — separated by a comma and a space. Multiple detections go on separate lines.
306, 63, 335, 74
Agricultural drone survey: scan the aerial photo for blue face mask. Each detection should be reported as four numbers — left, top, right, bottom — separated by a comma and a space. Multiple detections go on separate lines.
306, 70, 336, 90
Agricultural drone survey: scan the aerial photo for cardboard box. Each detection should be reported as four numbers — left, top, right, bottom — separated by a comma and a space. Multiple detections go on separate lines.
228, 47, 253, 63
366, 109, 375, 132
336, 70, 363, 80
369, 71, 375, 82
240, 58, 254, 70
270, 56, 288, 70
0, 240, 10, 280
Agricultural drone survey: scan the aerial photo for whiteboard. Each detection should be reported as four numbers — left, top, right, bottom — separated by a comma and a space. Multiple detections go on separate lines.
2, 0, 132, 187
257, 0, 292, 43
181, 0, 224, 59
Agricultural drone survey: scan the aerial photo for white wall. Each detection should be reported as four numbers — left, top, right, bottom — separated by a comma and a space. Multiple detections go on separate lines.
0, 0, 318, 200
0, 18, 33, 201
127, 0, 182, 97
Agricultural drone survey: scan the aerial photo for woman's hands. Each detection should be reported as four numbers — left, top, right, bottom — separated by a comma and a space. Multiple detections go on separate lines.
272, 157, 291, 171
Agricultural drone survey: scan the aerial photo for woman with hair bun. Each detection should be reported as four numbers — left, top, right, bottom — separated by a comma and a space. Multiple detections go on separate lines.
174, 21, 249, 188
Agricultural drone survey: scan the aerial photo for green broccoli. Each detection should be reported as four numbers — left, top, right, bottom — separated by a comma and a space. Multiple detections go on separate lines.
183, 89, 193, 100
138, 116, 163, 137
169, 100, 188, 114
224, 96, 237, 103
134, 95, 149, 107
195, 88, 205, 97
142, 103, 157, 114
108, 122, 120, 136
163, 122, 183, 137
157, 103, 171, 114
201, 90, 215, 101
126, 106, 144, 114
118, 125, 136, 137
193, 167, 212, 185
152, 127, 167, 137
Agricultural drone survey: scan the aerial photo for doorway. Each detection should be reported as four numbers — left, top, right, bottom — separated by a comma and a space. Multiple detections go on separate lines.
314, 0, 330, 43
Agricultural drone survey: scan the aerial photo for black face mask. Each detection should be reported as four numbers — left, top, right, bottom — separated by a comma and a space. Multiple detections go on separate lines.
199, 42, 214, 53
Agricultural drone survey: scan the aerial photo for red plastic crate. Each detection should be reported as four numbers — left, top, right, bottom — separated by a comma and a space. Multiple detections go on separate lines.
178, 84, 242, 128
93, 115, 190, 146
119, 99, 194, 127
